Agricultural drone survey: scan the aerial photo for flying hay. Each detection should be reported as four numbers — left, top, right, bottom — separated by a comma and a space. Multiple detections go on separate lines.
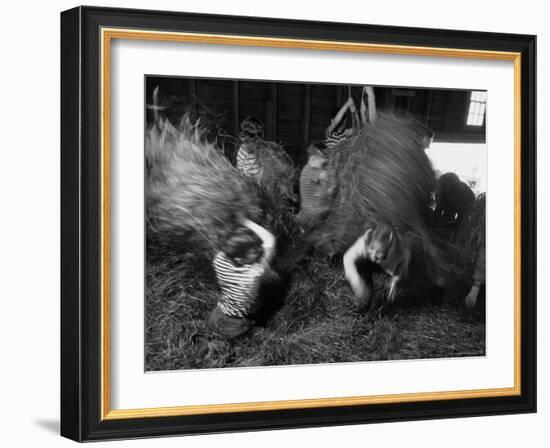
254, 140, 298, 240
314, 113, 452, 280
146, 116, 262, 254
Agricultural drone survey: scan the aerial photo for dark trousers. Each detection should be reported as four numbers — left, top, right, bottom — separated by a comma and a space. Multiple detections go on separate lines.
208, 306, 255, 339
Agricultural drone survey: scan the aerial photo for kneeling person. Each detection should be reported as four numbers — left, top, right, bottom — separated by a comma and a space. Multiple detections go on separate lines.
209, 218, 276, 339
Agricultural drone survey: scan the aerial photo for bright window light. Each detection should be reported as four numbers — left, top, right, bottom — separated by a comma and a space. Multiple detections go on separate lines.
426, 142, 487, 194
466, 90, 487, 126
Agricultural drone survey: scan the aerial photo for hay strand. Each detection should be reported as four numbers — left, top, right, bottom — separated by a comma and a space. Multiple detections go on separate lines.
146, 115, 262, 253
314, 113, 451, 279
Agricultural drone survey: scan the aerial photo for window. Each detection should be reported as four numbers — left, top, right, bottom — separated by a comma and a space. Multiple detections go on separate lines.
426, 142, 487, 194
466, 90, 487, 126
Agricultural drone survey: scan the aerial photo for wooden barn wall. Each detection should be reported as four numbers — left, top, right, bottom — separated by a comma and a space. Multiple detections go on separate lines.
146, 77, 486, 166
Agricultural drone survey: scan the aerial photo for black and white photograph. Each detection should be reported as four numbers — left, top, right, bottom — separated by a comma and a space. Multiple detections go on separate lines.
145, 76, 487, 371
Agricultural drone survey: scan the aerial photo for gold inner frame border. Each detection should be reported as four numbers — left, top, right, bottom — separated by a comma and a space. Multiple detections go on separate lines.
99, 27, 522, 421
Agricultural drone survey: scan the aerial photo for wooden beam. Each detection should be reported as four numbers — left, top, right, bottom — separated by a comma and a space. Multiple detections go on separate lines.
424, 90, 433, 125
233, 81, 240, 138
188, 79, 197, 114
271, 83, 278, 139
304, 84, 311, 147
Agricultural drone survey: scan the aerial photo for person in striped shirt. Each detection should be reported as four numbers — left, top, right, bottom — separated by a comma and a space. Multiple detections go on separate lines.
208, 217, 276, 339
297, 143, 329, 226
325, 86, 377, 149
325, 97, 359, 149
235, 117, 265, 181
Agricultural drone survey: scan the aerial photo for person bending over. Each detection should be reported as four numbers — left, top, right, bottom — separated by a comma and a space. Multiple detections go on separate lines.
343, 223, 410, 309
209, 217, 276, 339
325, 97, 360, 149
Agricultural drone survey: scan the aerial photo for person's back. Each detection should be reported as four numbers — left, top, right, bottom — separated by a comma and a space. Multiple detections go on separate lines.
209, 218, 276, 338
236, 143, 261, 179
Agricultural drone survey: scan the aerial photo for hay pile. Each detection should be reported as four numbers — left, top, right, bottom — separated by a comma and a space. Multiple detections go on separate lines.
249, 139, 299, 243
254, 140, 297, 202
313, 114, 450, 277
146, 116, 262, 254
145, 251, 485, 371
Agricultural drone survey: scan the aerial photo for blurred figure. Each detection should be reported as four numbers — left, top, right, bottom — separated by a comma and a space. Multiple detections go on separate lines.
434, 172, 475, 231
343, 221, 411, 308
297, 143, 329, 226
325, 96, 360, 148
325, 86, 377, 149
209, 217, 277, 339
236, 117, 265, 181
454, 194, 486, 310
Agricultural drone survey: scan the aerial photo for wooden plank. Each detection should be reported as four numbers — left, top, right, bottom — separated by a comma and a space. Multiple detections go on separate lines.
233, 81, 240, 138
304, 84, 312, 147
188, 79, 197, 114
265, 101, 273, 139
424, 90, 433, 125
271, 83, 278, 139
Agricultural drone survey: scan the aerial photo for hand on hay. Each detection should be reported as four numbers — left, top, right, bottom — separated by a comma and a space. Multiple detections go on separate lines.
387, 275, 401, 303
343, 235, 373, 309
465, 285, 480, 309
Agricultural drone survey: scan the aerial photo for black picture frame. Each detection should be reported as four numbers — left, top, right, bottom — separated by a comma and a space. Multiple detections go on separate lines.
61, 5, 536, 442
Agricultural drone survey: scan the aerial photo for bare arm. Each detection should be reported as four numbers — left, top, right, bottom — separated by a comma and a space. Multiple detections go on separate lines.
465, 249, 485, 308
360, 86, 377, 126
343, 235, 371, 307
326, 97, 354, 135
351, 102, 361, 133
360, 92, 368, 127
304, 165, 320, 183
241, 218, 276, 264
365, 86, 377, 123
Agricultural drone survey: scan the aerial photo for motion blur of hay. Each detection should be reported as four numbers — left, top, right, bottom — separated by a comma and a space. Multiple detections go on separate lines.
146, 115, 263, 254
144, 109, 486, 371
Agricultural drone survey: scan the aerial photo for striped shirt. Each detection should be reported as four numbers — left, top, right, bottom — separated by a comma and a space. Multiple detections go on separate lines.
236, 144, 261, 178
299, 164, 327, 216
325, 128, 353, 149
213, 225, 275, 318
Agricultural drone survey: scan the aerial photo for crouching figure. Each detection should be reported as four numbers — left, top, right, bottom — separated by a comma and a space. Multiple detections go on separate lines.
209, 217, 276, 339
343, 222, 411, 309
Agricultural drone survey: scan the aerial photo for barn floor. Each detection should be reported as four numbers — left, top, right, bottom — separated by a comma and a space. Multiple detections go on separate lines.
145, 246, 485, 371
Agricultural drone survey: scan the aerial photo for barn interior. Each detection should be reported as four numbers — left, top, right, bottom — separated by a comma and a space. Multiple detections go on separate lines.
145, 76, 486, 371
146, 77, 487, 191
